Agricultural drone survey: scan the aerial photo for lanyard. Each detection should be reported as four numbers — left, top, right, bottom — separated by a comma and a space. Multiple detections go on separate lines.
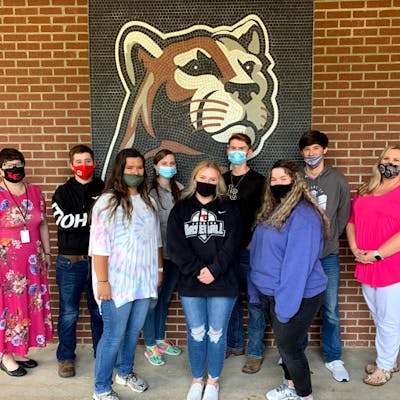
3, 181, 29, 227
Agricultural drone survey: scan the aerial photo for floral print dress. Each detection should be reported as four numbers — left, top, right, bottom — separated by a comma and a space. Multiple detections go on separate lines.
0, 184, 53, 356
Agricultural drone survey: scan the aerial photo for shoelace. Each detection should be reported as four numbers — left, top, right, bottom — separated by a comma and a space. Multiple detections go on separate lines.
148, 345, 163, 356
127, 372, 146, 389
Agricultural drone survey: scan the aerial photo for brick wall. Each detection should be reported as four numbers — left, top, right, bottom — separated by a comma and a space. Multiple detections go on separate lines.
0, 0, 399, 348
311, 0, 400, 348
0, 0, 94, 345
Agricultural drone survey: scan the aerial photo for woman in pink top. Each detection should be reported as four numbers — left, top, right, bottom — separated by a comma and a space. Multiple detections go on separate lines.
347, 145, 400, 386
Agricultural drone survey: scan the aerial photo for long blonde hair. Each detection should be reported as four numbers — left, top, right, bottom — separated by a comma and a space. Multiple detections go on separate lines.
358, 145, 400, 196
255, 160, 330, 234
183, 160, 226, 200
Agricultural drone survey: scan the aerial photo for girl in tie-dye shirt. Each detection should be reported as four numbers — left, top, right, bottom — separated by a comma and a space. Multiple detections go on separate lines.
89, 148, 162, 400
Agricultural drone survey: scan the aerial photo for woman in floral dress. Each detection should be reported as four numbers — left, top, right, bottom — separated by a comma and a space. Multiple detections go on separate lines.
0, 148, 53, 377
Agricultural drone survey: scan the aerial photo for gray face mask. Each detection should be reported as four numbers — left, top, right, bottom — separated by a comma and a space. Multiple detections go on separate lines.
123, 174, 144, 187
303, 154, 323, 169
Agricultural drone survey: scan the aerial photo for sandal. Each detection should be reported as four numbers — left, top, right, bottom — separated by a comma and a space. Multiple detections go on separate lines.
365, 362, 399, 374
363, 367, 392, 386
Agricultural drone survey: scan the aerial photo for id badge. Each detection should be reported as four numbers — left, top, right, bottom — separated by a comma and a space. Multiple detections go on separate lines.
20, 229, 30, 243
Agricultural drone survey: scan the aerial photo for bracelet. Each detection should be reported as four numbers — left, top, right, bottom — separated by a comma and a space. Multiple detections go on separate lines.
97, 280, 109, 284
158, 267, 163, 272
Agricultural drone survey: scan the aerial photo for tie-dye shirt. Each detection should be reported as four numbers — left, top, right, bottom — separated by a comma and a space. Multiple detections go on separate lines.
89, 192, 162, 308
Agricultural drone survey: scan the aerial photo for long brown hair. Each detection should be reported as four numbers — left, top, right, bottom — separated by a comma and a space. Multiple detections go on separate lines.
151, 149, 182, 208
255, 159, 330, 234
102, 148, 155, 221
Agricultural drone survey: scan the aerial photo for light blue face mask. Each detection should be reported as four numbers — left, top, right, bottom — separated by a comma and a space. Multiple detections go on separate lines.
228, 150, 247, 165
158, 166, 177, 179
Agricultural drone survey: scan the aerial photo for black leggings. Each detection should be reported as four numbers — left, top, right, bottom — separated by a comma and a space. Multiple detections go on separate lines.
260, 292, 324, 397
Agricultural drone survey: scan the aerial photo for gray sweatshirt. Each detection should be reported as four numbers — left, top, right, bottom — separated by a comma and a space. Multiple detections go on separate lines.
302, 165, 351, 259
150, 182, 184, 259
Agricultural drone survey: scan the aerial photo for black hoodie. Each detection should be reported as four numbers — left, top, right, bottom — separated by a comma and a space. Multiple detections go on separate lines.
167, 195, 241, 297
52, 177, 104, 255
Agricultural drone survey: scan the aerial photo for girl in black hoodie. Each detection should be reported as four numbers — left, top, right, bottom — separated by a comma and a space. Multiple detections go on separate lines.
168, 160, 241, 400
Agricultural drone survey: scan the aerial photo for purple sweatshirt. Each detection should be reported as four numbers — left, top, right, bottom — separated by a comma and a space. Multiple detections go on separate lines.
249, 200, 327, 323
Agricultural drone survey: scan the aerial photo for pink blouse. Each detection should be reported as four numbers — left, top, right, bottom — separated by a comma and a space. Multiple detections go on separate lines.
348, 185, 400, 288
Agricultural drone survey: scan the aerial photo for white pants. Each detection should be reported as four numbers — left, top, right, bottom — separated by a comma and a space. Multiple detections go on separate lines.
363, 282, 400, 371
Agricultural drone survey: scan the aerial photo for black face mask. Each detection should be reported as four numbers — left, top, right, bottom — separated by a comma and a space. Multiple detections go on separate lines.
196, 181, 217, 197
2, 166, 25, 183
378, 163, 400, 179
270, 184, 293, 200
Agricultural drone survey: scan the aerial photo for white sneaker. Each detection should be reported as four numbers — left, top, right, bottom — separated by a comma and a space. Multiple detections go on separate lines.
203, 383, 219, 400
266, 382, 297, 400
186, 382, 204, 400
115, 371, 148, 392
92, 390, 120, 400
325, 360, 350, 382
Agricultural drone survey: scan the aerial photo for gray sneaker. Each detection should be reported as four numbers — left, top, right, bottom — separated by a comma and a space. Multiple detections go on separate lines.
115, 371, 148, 393
92, 390, 120, 400
325, 360, 350, 382
266, 382, 297, 400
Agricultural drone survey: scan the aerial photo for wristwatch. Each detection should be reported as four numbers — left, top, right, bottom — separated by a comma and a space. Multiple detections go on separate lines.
373, 250, 383, 261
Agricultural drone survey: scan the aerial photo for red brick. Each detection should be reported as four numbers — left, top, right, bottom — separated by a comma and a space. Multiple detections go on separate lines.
1, 0, 398, 348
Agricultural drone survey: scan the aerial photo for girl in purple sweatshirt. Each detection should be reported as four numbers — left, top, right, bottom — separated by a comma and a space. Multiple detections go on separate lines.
249, 160, 328, 400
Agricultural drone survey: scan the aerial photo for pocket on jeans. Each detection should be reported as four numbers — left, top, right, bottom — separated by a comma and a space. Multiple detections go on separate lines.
56, 255, 73, 271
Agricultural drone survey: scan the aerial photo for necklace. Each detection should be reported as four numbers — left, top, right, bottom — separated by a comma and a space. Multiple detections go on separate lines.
3, 181, 29, 226
227, 171, 248, 200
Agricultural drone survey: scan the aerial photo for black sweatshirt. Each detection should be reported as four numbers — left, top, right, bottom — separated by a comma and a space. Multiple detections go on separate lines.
223, 169, 265, 248
167, 195, 241, 297
52, 177, 104, 255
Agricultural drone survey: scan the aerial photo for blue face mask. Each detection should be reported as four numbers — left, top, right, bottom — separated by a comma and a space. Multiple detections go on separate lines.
158, 166, 177, 179
303, 154, 323, 169
228, 151, 247, 165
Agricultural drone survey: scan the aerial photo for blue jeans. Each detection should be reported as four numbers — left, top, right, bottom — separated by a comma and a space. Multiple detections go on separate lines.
56, 255, 103, 361
142, 259, 179, 345
181, 296, 236, 379
261, 292, 324, 397
320, 253, 342, 362
227, 249, 266, 358
94, 298, 151, 395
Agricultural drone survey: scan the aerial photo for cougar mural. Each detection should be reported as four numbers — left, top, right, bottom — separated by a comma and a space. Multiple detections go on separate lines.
102, 15, 279, 178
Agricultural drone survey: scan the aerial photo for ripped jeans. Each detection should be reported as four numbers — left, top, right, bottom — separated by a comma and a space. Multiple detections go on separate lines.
181, 296, 236, 380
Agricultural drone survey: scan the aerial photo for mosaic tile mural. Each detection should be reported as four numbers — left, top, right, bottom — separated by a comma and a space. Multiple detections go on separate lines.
89, 0, 313, 182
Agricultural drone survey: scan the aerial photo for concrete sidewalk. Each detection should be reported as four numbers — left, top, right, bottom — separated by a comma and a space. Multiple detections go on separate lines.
1, 343, 399, 400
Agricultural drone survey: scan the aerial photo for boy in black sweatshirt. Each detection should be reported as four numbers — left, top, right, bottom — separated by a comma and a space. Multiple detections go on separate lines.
52, 145, 104, 378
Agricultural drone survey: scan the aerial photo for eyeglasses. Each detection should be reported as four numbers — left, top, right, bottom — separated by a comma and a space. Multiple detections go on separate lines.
2, 162, 24, 169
